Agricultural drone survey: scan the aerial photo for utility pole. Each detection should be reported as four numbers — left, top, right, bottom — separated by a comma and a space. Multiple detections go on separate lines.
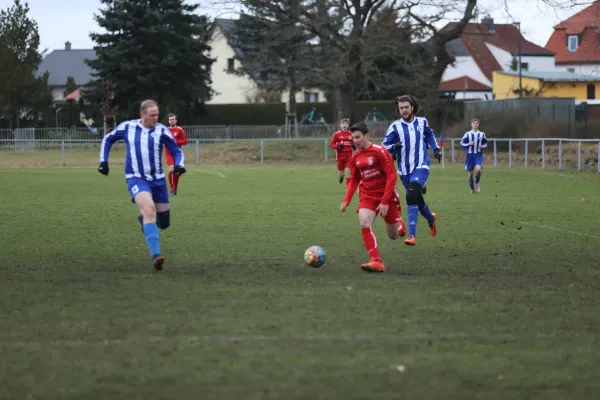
514, 22, 523, 98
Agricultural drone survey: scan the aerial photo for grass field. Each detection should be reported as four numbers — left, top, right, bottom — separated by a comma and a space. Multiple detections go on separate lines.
1, 155, 600, 399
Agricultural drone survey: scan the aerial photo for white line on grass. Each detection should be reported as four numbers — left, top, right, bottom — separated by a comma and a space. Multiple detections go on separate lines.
520, 221, 600, 239
0, 332, 557, 348
196, 170, 226, 178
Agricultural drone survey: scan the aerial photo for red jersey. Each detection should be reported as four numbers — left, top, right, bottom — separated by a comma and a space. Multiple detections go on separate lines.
168, 126, 188, 148
330, 130, 353, 156
343, 144, 397, 205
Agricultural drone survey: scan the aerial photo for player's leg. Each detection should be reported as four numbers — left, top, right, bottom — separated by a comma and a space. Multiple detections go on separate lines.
384, 196, 405, 240
167, 164, 175, 195
357, 206, 385, 272
336, 158, 346, 184
129, 180, 163, 270
466, 155, 475, 193
411, 169, 437, 238
474, 154, 483, 193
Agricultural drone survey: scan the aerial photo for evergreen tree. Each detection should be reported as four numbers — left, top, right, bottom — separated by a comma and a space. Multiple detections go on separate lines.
86, 0, 214, 121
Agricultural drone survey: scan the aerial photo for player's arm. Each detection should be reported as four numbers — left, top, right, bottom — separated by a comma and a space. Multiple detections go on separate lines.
330, 132, 341, 150
379, 149, 398, 205
423, 119, 440, 151
162, 128, 186, 174
480, 132, 488, 148
382, 123, 401, 154
98, 124, 126, 175
460, 132, 471, 148
177, 128, 188, 147
341, 159, 360, 211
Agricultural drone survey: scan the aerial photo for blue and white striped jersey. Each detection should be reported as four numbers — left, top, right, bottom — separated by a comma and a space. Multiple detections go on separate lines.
460, 131, 488, 154
382, 117, 440, 176
100, 120, 184, 181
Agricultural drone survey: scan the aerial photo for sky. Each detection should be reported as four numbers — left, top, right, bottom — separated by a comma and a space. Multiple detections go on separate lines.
0, 0, 593, 53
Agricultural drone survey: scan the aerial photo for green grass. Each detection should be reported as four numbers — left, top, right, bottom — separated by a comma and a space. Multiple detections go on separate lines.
1, 162, 600, 399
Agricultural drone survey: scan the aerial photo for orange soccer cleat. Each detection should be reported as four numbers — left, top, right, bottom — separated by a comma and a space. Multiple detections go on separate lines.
360, 258, 386, 273
404, 235, 416, 246
429, 212, 437, 237
397, 219, 407, 237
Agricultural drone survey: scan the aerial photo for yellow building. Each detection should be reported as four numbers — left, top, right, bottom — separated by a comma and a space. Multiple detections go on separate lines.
492, 70, 600, 101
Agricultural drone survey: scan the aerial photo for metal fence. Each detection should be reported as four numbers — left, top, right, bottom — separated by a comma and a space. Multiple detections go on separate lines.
0, 136, 598, 173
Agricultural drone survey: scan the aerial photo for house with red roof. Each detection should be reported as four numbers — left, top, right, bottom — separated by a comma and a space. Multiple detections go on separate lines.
545, 1, 600, 76
439, 17, 556, 100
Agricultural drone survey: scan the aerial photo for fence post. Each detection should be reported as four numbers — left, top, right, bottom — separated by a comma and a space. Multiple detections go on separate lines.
260, 140, 264, 164
541, 140, 545, 169
578, 140, 582, 171
324, 139, 328, 164
597, 141, 600, 173
451, 139, 455, 163
61, 140, 65, 166
195, 139, 199, 165
559, 140, 562, 170
524, 139, 528, 168
493, 139, 497, 167
509, 139, 512, 168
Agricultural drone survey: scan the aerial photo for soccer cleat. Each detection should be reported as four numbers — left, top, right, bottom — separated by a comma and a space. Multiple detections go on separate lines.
173, 189, 177, 196
137, 214, 144, 232
360, 258, 386, 273
421, 184, 427, 195
397, 219, 407, 237
152, 254, 164, 271
339, 176, 344, 184
429, 213, 437, 237
170, 190, 175, 196
470, 189, 475, 194
475, 184, 480, 193
404, 235, 416, 246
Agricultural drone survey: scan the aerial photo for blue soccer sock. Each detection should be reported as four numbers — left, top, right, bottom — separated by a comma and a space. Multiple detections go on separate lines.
143, 223, 161, 256
419, 203, 435, 225
475, 172, 481, 184
469, 177, 474, 190
408, 205, 419, 237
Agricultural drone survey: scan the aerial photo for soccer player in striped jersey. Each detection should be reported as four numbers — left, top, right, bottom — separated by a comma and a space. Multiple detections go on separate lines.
97, 100, 186, 270
460, 118, 488, 193
340, 122, 406, 273
382, 95, 441, 246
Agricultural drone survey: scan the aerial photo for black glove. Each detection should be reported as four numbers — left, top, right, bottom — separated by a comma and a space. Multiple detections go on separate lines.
433, 149, 442, 163
351, 145, 356, 151
337, 145, 344, 150
391, 143, 402, 152
98, 161, 109, 176
173, 165, 187, 176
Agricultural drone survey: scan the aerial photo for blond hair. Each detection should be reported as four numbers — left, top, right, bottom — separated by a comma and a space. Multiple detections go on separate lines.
140, 99, 158, 114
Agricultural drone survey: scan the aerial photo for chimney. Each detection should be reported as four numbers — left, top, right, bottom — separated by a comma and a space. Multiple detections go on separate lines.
65, 41, 71, 51
482, 16, 494, 32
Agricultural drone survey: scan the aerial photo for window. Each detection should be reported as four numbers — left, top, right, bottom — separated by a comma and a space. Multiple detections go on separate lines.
568, 35, 579, 52
303, 91, 319, 103
227, 58, 235, 72
567, 68, 575, 73
520, 62, 529, 71
587, 84, 596, 100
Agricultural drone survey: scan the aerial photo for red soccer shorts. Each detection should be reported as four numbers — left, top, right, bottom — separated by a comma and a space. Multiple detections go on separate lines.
357, 195, 401, 225
336, 155, 352, 171
165, 149, 175, 166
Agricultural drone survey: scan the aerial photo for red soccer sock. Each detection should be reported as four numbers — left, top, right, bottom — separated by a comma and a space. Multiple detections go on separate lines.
173, 174, 181, 189
361, 227, 381, 261
168, 171, 174, 190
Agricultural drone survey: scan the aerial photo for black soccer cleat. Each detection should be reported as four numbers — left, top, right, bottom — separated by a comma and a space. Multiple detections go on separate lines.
152, 254, 164, 271
173, 189, 177, 195
169, 190, 175, 196
421, 185, 427, 195
339, 176, 344, 184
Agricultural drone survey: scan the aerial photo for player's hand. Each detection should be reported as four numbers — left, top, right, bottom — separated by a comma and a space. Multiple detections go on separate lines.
433, 149, 442, 163
469, 141, 474, 146
351, 145, 356, 151
337, 145, 344, 150
340, 202, 349, 212
391, 142, 402, 152
478, 144, 483, 149
376, 203, 389, 217
173, 165, 187, 176
98, 162, 109, 176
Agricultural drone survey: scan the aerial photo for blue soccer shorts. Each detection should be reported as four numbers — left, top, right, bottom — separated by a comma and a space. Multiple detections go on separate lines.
465, 153, 484, 171
399, 167, 429, 190
126, 177, 169, 204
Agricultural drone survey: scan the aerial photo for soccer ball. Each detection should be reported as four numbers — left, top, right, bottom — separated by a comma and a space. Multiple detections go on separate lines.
304, 246, 326, 268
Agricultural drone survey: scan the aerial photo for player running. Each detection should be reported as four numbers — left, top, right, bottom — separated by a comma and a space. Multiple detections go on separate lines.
165, 113, 188, 195
98, 100, 186, 271
340, 122, 407, 273
329, 118, 355, 184
460, 118, 488, 193
382, 95, 441, 246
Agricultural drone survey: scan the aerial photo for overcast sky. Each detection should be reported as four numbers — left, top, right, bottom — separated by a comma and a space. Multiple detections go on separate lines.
0, 0, 592, 53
